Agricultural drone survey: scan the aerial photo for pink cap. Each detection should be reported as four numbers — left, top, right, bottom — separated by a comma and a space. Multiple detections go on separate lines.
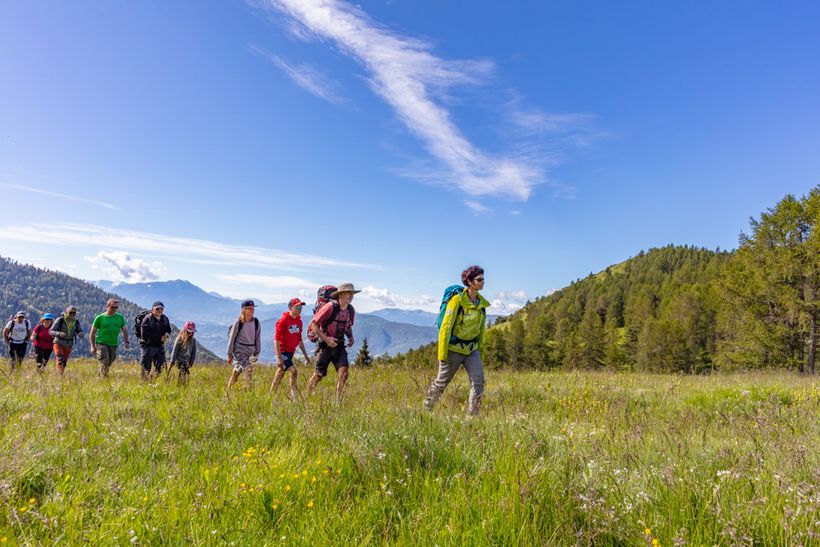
183, 321, 197, 333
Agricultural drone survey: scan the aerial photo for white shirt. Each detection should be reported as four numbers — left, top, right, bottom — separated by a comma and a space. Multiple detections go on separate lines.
6, 320, 29, 343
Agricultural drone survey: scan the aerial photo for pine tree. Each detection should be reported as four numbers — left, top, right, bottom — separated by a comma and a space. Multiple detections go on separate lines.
718, 187, 820, 373
354, 338, 374, 367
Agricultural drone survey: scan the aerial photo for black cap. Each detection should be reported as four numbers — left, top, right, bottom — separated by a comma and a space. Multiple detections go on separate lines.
152, 301, 165, 309
241, 299, 256, 308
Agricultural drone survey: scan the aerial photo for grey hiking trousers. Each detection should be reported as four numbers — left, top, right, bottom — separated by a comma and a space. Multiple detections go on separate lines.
424, 350, 485, 415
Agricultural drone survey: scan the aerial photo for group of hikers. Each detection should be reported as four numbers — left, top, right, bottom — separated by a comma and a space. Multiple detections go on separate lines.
3, 266, 490, 414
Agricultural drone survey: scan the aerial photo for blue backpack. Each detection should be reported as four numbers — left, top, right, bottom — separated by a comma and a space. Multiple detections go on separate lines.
435, 285, 465, 329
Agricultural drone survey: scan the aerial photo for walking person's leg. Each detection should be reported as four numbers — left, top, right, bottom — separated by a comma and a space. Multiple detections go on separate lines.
227, 352, 250, 392
307, 347, 331, 395
178, 362, 190, 385
289, 368, 299, 399
424, 353, 465, 410
55, 344, 71, 375
270, 367, 286, 393
99, 345, 117, 377
334, 345, 351, 403
10, 343, 26, 371
139, 346, 152, 379
462, 350, 485, 416
152, 347, 166, 379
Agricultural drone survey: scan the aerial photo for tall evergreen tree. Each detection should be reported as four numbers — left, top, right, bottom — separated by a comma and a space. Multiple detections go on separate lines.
719, 187, 820, 373
354, 338, 374, 367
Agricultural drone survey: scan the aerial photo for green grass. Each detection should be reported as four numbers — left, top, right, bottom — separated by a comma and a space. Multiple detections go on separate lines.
0, 360, 818, 545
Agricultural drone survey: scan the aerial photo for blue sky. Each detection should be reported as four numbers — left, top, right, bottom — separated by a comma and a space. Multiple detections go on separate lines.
1, 0, 818, 313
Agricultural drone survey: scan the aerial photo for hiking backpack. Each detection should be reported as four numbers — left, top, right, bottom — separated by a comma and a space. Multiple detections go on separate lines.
306, 285, 355, 343
435, 285, 465, 328
435, 284, 485, 346
227, 317, 260, 340
134, 310, 151, 341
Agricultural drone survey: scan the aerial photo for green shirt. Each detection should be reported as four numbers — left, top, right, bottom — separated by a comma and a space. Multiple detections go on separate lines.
92, 313, 126, 346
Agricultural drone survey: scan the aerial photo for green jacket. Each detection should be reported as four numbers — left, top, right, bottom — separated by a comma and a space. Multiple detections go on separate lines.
437, 290, 490, 361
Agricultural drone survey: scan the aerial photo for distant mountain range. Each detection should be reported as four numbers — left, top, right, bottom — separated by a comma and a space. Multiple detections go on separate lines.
94, 280, 283, 322
94, 280, 439, 359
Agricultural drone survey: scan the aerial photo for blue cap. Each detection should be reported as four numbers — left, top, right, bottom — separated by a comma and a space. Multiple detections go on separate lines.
42, 313, 54, 320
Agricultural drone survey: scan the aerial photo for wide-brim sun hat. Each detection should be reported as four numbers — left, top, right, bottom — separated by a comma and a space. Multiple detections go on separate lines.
330, 283, 362, 299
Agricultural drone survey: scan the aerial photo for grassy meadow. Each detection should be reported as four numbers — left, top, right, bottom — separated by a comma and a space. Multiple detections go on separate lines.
0, 359, 817, 545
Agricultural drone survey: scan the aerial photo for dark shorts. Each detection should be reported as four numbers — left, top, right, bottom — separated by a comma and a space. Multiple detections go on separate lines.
314, 344, 349, 377
35, 347, 53, 366
279, 351, 296, 371
8, 342, 27, 361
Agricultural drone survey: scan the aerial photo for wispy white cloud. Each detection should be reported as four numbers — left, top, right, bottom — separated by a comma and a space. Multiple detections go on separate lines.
85, 251, 165, 283
0, 183, 119, 210
0, 223, 376, 271
489, 289, 530, 315
249, 45, 345, 104
360, 285, 436, 309
260, 0, 542, 201
464, 200, 491, 215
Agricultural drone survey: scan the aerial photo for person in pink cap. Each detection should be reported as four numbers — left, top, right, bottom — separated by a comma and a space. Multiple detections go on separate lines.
270, 298, 312, 399
170, 321, 198, 385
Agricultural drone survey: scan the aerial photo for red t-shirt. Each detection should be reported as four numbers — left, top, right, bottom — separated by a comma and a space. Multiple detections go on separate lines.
274, 312, 303, 354
32, 324, 54, 349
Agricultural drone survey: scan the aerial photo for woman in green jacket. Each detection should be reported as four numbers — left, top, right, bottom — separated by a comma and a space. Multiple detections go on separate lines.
424, 265, 490, 415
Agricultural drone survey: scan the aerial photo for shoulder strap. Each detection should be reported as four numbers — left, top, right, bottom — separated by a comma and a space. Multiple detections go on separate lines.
327, 301, 341, 325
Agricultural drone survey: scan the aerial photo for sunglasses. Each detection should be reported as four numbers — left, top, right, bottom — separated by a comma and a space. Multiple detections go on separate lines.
68, 312, 77, 315
109, 306, 119, 309
474, 277, 485, 282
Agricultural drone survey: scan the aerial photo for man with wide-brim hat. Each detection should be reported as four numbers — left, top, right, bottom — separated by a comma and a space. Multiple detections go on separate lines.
307, 283, 360, 403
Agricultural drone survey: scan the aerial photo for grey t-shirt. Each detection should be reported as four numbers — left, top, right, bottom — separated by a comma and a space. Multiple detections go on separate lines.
236, 321, 257, 349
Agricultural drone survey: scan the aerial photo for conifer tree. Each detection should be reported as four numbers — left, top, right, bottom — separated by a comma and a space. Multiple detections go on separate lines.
354, 338, 374, 367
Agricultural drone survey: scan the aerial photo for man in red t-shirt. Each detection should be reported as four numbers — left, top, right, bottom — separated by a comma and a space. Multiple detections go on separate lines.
270, 298, 312, 399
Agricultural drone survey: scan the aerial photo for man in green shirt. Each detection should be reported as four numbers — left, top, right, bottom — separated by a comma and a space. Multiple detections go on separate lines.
89, 298, 130, 377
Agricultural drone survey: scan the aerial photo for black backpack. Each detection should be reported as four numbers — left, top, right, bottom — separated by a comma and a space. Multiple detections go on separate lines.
227, 317, 260, 339
134, 310, 150, 340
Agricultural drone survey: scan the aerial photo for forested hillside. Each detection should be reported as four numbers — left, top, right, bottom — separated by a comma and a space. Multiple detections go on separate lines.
394, 187, 819, 374
0, 257, 220, 362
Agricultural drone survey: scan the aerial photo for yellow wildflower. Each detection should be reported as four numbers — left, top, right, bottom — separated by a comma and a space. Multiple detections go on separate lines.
652, 540, 659, 547
279, 473, 285, 479
284, 485, 291, 493
302, 470, 308, 477
307, 500, 314, 508
316, 459, 322, 465
143, 496, 148, 502
336, 469, 341, 475
19, 507, 27, 513
323, 469, 329, 475
28, 498, 36, 505
644, 528, 651, 536
311, 476, 317, 483
272, 504, 279, 510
